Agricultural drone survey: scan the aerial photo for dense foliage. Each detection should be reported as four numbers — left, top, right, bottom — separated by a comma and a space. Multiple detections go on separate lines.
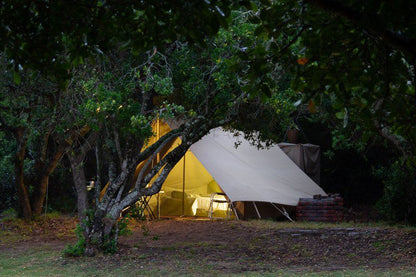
1, 0, 416, 257
256, 0, 415, 157
0, 0, 249, 219
375, 159, 416, 224
0, 130, 15, 211
0, 0, 241, 81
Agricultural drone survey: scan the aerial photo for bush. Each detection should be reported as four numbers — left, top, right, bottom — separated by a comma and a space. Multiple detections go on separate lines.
376, 159, 416, 224
0, 208, 18, 220
63, 224, 85, 257
0, 153, 16, 212
63, 210, 135, 256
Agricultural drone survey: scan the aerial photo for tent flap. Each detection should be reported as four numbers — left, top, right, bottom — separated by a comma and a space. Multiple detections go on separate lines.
190, 128, 326, 206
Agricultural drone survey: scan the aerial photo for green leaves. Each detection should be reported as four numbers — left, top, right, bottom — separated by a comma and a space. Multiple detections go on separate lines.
335, 108, 349, 128
130, 115, 150, 130
13, 71, 21, 85
153, 76, 173, 96
1, 0, 241, 82
254, 0, 416, 155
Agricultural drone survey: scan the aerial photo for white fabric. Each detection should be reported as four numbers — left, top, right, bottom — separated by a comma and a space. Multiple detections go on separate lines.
190, 128, 326, 206
191, 195, 228, 215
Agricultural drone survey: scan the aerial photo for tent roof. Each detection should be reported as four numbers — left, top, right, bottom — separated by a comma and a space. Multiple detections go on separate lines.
190, 128, 326, 206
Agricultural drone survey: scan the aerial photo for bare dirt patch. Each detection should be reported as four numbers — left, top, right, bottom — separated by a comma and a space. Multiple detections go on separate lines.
120, 219, 416, 273
1, 216, 416, 274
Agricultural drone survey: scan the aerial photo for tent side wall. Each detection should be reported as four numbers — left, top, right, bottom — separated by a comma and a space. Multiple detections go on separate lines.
139, 121, 228, 218
190, 129, 326, 206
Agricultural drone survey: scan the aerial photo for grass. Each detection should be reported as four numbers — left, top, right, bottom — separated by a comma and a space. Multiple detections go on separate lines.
0, 246, 414, 277
242, 219, 416, 230
238, 269, 416, 277
1, 217, 416, 276
0, 250, 414, 277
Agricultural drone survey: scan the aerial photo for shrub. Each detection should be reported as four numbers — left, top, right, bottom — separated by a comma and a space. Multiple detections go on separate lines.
63, 224, 85, 257
376, 159, 416, 224
0, 208, 18, 220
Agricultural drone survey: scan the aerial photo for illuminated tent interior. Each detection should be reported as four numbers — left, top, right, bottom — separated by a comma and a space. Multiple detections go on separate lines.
138, 121, 326, 219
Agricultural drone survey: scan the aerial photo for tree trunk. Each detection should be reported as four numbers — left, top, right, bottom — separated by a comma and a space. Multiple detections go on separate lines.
14, 141, 32, 219
67, 152, 89, 222
31, 174, 50, 216
14, 128, 32, 219
84, 208, 118, 257
79, 121, 216, 256
286, 129, 299, 143
31, 147, 68, 216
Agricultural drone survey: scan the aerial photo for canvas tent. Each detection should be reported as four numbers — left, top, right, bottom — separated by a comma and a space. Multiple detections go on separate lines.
140, 121, 326, 219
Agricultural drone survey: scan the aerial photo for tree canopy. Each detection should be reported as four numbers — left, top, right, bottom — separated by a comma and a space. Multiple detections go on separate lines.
1, 3, 297, 255
0, 0, 243, 80
255, 0, 415, 157
1, 0, 416, 254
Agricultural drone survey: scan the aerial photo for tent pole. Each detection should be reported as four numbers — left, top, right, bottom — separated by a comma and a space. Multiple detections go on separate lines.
252, 202, 261, 219
182, 152, 186, 216
270, 203, 295, 222
156, 119, 160, 218
230, 202, 239, 220
156, 119, 160, 162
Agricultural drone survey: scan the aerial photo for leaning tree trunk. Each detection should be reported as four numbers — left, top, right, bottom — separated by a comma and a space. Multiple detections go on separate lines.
81, 133, 179, 256
31, 151, 67, 216
30, 174, 50, 215
81, 120, 215, 256
30, 127, 91, 216
14, 128, 32, 219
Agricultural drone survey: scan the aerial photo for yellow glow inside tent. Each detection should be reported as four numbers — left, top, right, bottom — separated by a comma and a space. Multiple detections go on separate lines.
136, 120, 229, 218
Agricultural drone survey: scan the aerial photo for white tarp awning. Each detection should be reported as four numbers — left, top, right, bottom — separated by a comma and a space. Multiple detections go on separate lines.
190, 128, 326, 206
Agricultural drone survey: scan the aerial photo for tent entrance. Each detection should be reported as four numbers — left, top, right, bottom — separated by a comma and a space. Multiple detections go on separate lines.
145, 150, 234, 219
136, 120, 233, 219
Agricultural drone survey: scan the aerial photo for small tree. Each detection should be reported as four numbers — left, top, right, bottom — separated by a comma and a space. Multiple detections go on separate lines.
0, 55, 91, 218
0, 0, 248, 219
65, 9, 298, 256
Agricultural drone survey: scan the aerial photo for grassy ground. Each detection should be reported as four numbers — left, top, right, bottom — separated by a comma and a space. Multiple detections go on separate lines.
0, 250, 414, 277
1, 216, 416, 276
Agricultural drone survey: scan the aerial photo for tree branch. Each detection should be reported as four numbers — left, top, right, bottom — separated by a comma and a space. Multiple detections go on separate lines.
112, 126, 123, 168
98, 126, 183, 208
134, 130, 180, 190
373, 98, 411, 158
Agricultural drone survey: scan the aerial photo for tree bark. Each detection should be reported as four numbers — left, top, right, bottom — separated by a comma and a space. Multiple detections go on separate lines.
81, 118, 226, 256
68, 129, 99, 222
31, 175, 50, 216
31, 151, 66, 216
14, 128, 32, 219
84, 208, 117, 257
30, 127, 91, 216
68, 153, 89, 222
